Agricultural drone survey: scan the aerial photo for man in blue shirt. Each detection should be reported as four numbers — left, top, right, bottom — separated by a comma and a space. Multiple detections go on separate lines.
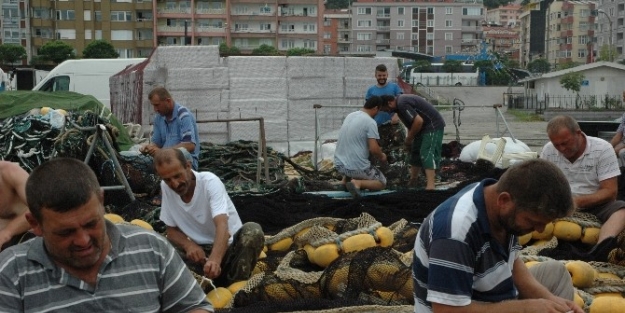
140, 87, 200, 170
365, 64, 403, 125
413, 159, 583, 313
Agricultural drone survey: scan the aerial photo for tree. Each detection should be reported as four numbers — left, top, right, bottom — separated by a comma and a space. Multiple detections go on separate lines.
218, 43, 240, 56
83, 40, 119, 58
38, 40, 75, 64
597, 44, 618, 62
527, 58, 551, 74
560, 71, 585, 108
557, 61, 581, 70
0, 44, 26, 65
325, 0, 351, 9
251, 44, 280, 56
413, 60, 433, 72
286, 47, 315, 56
441, 60, 463, 73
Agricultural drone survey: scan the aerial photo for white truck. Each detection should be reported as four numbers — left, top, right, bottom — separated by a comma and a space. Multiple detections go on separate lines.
32, 58, 146, 107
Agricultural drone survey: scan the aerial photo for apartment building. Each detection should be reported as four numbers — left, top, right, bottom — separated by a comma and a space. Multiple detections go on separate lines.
25, 0, 154, 60
155, 0, 323, 53
596, 0, 624, 61
483, 26, 519, 56
545, 0, 596, 67
322, 9, 351, 55
519, 0, 553, 67
350, 0, 484, 57
486, 3, 522, 27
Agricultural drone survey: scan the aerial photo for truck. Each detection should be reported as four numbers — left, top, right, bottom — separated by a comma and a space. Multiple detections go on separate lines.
32, 58, 146, 107
402, 62, 480, 86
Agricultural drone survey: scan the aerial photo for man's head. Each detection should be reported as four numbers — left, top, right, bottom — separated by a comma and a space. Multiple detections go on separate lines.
379, 95, 397, 112
25, 158, 109, 270
546, 115, 585, 160
375, 64, 388, 86
149, 87, 175, 117
154, 148, 195, 198
494, 158, 573, 236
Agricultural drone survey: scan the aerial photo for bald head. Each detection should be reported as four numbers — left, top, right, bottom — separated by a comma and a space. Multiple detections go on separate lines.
154, 148, 187, 169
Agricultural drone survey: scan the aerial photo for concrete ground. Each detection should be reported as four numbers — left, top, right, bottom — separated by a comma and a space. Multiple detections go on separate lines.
439, 104, 549, 153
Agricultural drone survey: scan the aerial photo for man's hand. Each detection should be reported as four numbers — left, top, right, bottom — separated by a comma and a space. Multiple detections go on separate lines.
404, 138, 413, 149
140, 144, 159, 156
203, 259, 222, 279
185, 244, 206, 264
379, 152, 388, 165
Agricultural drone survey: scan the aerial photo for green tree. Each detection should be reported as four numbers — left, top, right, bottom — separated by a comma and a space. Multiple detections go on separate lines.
218, 43, 240, 56
527, 58, 551, 74
0, 44, 26, 65
413, 60, 433, 72
82, 40, 119, 58
38, 40, 75, 64
441, 60, 463, 73
597, 44, 618, 62
557, 61, 581, 70
286, 47, 315, 56
251, 44, 280, 56
325, 0, 351, 9
560, 71, 585, 108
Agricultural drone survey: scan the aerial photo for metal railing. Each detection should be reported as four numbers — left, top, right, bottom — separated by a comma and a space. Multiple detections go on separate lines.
503, 93, 624, 113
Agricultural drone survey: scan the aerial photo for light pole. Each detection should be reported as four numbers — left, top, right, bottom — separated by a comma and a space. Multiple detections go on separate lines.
597, 9, 613, 62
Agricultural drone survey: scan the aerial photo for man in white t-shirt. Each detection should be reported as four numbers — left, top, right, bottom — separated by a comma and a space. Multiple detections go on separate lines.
154, 148, 264, 287
541, 115, 625, 262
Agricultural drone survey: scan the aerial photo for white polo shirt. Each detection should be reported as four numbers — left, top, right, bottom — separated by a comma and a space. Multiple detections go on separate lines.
541, 134, 620, 196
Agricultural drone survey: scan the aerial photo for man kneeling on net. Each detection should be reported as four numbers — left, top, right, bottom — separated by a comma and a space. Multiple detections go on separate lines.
154, 148, 265, 287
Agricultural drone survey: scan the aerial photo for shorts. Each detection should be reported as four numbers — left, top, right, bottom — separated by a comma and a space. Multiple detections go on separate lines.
408, 129, 444, 170
335, 164, 387, 185
582, 200, 625, 223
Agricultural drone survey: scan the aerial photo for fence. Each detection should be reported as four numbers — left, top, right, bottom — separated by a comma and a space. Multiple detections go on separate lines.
504, 93, 624, 114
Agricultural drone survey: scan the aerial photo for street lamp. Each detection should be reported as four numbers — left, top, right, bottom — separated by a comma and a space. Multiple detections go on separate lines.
596, 9, 613, 62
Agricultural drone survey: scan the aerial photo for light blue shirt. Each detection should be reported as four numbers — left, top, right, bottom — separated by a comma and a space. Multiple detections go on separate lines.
151, 102, 200, 169
365, 82, 403, 125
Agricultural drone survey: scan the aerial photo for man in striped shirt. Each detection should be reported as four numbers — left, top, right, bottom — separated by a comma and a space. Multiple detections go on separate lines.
413, 159, 583, 313
541, 115, 625, 262
0, 158, 212, 312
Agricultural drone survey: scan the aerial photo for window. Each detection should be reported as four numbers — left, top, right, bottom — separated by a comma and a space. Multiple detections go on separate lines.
445, 46, 453, 53
324, 32, 331, 39
579, 22, 588, 31
411, 33, 418, 40
445, 20, 452, 27
426, 33, 434, 40
56, 29, 76, 39
578, 49, 587, 58
357, 7, 372, 15
95, 30, 102, 39
398, 7, 404, 15
426, 20, 433, 27
324, 19, 330, 26
566, 36, 572, 44
579, 35, 589, 44
95, 11, 101, 21
357, 32, 372, 40
56, 10, 75, 21
234, 23, 249, 31
445, 7, 452, 14
324, 44, 331, 54
427, 7, 434, 14
303, 40, 316, 49
357, 20, 372, 27
111, 30, 133, 40
84, 10, 91, 21
396, 32, 404, 40
303, 24, 315, 32
85, 29, 92, 40
357, 45, 371, 52
281, 39, 295, 49
463, 7, 482, 16
111, 11, 132, 21
33, 7, 51, 19
445, 32, 452, 40
412, 20, 418, 27
397, 20, 404, 27
580, 9, 589, 17
260, 23, 271, 31
260, 5, 270, 14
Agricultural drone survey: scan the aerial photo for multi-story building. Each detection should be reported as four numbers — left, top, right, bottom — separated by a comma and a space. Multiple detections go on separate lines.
321, 9, 351, 55
486, 3, 522, 27
25, 0, 154, 60
483, 26, 520, 56
519, 0, 554, 67
596, 0, 624, 61
545, 0, 595, 67
155, 0, 324, 53
350, 0, 484, 56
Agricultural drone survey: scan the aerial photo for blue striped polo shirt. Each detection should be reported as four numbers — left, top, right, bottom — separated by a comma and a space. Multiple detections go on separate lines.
412, 179, 522, 312
0, 221, 213, 313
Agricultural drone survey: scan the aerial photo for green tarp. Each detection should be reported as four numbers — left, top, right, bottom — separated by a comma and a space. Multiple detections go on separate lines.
0, 90, 134, 151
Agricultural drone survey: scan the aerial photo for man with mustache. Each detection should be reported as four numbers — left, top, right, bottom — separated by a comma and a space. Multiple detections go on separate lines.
154, 148, 264, 287
413, 159, 582, 313
0, 157, 213, 312
365, 64, 403, 125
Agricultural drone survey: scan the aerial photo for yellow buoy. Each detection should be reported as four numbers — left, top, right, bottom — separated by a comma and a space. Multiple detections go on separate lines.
104, 213, 125, 223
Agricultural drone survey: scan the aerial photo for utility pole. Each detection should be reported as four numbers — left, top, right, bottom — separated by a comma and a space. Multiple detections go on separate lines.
597, 9, 613, 62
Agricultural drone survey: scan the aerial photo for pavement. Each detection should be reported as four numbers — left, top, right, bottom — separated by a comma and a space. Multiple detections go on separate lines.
439, 105, 549, 153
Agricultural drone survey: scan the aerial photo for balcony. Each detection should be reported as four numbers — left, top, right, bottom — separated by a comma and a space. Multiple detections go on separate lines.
338, 38, 351, 43
196, 26, 226, 34
376, 13, 390, 19
376, 39, 390, 44
195, 8, 226, 15
462, 25, 481, 32
232, 28, 275, 34
157, 7, 192, 14
376, 26, 390, 32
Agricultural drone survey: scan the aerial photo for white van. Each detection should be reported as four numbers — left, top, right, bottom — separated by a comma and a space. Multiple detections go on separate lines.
32, 58, 146, 107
